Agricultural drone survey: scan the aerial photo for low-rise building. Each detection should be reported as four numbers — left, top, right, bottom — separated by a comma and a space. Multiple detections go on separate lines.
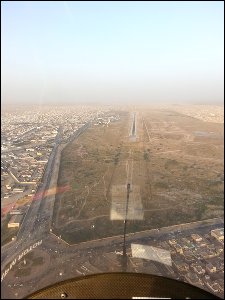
191, 234, 202, 242
192, 264, 205, 275
168, 239, 177, 246
173, 260, 189, 272
211, 228, 224, 242
206, 263, 217, 273
185, 272, 203, 287
12, 188, 24, 193
206, 281, 221, 293
10, 209, 22, 215
8, 214, 23, 228
174, 244, 183, 254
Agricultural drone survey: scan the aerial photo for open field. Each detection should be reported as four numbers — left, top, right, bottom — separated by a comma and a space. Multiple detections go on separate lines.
52, 108, 224, 244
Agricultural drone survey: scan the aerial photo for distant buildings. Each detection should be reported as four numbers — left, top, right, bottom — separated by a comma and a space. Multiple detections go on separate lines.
165, 104, 224, 124
1, 105, 113, 218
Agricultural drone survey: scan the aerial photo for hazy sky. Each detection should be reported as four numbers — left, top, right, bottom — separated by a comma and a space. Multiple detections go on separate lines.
2, 1, 224, 105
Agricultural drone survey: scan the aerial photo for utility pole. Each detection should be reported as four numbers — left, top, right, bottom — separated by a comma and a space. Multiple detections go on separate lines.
122, 183, 131, 271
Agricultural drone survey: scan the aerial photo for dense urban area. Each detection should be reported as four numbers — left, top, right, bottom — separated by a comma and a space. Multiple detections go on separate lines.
1, 104, 224, 299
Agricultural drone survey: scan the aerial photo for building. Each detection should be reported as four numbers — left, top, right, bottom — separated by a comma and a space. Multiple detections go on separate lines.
185, 272, 203, 287
173, 260, 189, 272
168, 239, 177, 246
174, 244, 183, 254
206, 281, 221, 293
191, 234, 202, 242
206, 263, 217, 273
192, 264, 205, 275
12, 188, 24, 193
10, 209, 22, 215
211, 228, 224, 242
8, 214, 23, 228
